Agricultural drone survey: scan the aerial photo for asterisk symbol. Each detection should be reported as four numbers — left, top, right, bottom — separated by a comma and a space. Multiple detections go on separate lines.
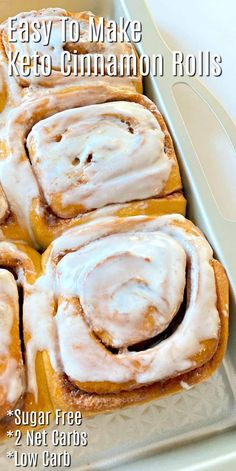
6, 431, 14, 438
6, 410, 14, 417
7, 451, 14, 459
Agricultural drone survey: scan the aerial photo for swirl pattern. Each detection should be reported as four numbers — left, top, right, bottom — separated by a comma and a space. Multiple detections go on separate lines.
0, 9, 141, 98
0, 5, 230, 433
0, 88, 183, 248
27, 101, 173, 217
25, 214, 228, 409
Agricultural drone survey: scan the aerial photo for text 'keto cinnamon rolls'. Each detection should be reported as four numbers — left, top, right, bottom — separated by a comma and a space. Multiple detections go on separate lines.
0, 8, 142, 109
0, 240, 52, 439
25, 214, 228, 413
0, 87, 185, 249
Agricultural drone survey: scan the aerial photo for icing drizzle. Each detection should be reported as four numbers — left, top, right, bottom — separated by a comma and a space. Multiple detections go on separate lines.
0, 269, 25, 407
27, 101, 172, 216
0, 92, 174, 244
25, 214, 221, 393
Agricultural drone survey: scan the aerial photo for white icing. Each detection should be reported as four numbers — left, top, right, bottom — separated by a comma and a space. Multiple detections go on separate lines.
1, 9, 139, 91
4, 11, 135, 74
0, 61, 23, 130
24, 283, 59, 399
0, 269, 25, 405
0, 92, 173, 244
0, 359, 24, 403
223, 305, 229, 317
27, 101, 172, 215
0, 186, 8, 223
25, 214, 221, 393
0, 270, 17, 355
56, 232, 186, 347
180, 380, 193, 390
0, 9, 143, 245
0, 157, 39, 242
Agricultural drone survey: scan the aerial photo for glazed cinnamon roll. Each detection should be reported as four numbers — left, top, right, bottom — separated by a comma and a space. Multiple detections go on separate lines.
0, 8, 141, 110
0, 240, 51, 439
25, 214, 228, 413
0, 87, 185, 249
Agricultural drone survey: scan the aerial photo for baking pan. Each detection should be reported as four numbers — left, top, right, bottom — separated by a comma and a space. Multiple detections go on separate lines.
0, 1, 235, 470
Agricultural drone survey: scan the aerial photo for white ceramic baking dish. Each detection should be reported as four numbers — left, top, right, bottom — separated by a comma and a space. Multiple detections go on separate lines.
0, 1, 235, 470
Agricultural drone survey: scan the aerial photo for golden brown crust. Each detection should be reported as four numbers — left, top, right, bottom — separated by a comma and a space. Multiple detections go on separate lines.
1, 84, 184, 249
0, 244, 52, 441
31, 191, 186, 251
41, 224, 228, 414
28, 90, 183, 249
0, 9, 144, 248
0, 9, 229, 434
0, 9, 142, 94
0, 8, 183, 250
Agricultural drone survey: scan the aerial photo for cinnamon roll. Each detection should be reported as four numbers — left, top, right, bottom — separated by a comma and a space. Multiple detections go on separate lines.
25, 214, 228, 413
0, 8, 141, 111
0, 240, 52, 439
0, 87, 185, 249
